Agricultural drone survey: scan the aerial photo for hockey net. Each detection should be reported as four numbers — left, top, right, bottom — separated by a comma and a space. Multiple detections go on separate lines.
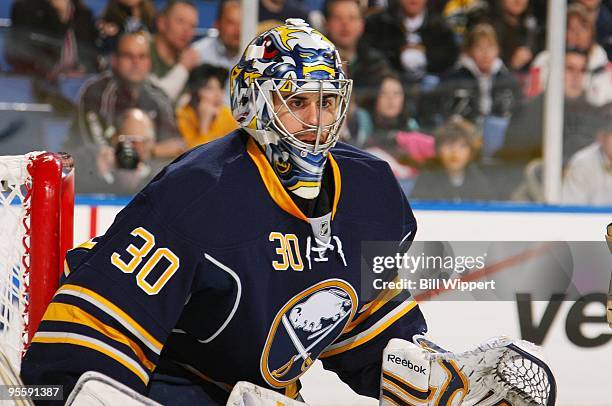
0, 152, 74, 374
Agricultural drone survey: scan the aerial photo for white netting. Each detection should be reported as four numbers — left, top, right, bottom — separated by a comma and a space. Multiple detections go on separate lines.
0, 153, 35, 374
427, 337, 555, 406
496, 343, 554, 406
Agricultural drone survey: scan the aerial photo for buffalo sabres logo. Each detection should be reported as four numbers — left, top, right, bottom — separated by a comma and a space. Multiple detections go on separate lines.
274, 160, 292, 174
260, 279, 358, 387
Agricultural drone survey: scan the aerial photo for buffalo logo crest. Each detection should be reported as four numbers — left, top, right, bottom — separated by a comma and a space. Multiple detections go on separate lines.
260, 279, 358, 387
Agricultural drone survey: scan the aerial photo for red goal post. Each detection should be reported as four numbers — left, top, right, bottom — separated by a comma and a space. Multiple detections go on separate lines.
0, 152, 74, 373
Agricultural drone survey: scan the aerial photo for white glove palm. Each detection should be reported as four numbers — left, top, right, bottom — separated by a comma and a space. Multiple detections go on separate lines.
380, 336, 556, 406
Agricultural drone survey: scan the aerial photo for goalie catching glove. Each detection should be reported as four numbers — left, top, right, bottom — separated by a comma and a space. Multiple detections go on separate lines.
380, 335, 556, 406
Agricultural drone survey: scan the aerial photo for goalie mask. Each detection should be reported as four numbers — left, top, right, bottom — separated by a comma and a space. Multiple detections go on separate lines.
230, 19, 352, 199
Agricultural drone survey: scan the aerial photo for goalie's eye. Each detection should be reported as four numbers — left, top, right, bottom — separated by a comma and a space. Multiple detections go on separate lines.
240, 96, 249, 106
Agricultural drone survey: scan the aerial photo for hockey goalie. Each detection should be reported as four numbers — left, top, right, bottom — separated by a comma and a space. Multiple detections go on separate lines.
17, 17, 556, 406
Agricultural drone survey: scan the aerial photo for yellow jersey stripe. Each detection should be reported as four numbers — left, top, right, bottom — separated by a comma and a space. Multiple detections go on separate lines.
42, 302, 155, 372
246, 138, 343, 221
344, 279, 403, 334
56, 284, 163, 354
284, 382, 299, 399
319, 300, 417, 358
32, 332, 149, 384
247, 138, 307, 222
74, 238, 97, 250
328, 153, 341, 219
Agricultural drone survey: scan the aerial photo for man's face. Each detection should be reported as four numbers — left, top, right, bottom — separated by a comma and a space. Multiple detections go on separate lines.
113, 35, 152, 84
439, 139, 472, 173
158, 3, 198, 51
566, 16, 593, 50
564, 53, 587, 99
469, 38, 499, 74
216, 2, 241, 54
117, 111, 155, 162
272, 91, 339, 145
376, 77, 404, 120
400, 0, 427, 18
325, 1, 364, 50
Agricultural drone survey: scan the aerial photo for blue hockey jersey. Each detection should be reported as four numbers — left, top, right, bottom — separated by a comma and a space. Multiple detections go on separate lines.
21, 130, 427, 403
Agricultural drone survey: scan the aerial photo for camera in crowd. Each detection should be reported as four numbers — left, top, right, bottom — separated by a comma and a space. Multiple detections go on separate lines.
114, 135, 141, 170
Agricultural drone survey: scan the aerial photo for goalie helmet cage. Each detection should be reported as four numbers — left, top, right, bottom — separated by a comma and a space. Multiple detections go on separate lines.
0, 152, 74, 374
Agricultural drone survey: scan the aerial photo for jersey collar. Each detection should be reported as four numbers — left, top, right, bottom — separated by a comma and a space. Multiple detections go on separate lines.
246, 137, 341, 222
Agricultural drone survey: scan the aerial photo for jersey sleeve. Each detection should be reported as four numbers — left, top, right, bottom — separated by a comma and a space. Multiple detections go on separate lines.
319, 182, 427, 399
21, 193, 204, 396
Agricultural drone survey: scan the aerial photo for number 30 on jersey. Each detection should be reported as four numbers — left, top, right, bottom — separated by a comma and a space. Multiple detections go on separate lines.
111, 227, 180, 295
269, 232, 304, 271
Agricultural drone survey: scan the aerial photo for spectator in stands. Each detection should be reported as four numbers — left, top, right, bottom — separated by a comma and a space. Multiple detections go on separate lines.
192, 0, 242, 72
149, 0, 200, 102
76, 108, 168, 195
576, 0, 602, 18
425, 23, 521, 128
191, 0, 241, 104
323, 0, 392, 98
361, 0, 459, 82
576, 0, 612, 59
364, 73, 420, 144
338, 101, 373, 148
176, 64, 238, 148
586, 0, 611, 61
479, 0, 542, 72
562, 118, 612, 205
64, 31, 185, 159
529, 3, 611, 107
363, 73, 434, 178
497, 48, 607, 164
441, 0, 489, 45
577, 0, 612, 61
6, 0, 101, 108
98, 0, 157, 54
7, 0, 101, 78
411, 116, 497, 201
259, 0, 310, 26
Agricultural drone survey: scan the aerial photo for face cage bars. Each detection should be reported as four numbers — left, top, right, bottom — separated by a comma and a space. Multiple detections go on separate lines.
253, 77, 353, 155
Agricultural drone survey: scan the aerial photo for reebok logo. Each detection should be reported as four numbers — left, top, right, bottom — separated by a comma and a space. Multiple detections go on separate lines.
387, 354, 427, 374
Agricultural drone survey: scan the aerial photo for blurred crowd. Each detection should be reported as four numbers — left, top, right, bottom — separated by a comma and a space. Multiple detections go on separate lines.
0, 0, 610, 204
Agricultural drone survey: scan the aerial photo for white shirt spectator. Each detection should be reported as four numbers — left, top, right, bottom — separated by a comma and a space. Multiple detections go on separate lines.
192, 34, 241, 70
530, 45, 612, 107
562, 142, 612, 205
192, 34, 240, 104
400, 13, 427, 77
